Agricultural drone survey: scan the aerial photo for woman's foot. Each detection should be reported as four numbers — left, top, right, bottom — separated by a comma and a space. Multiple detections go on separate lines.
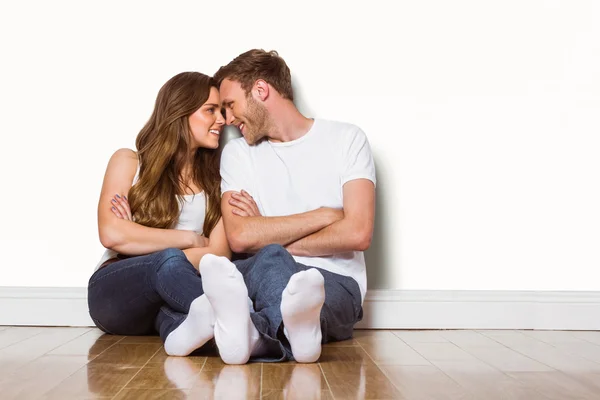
164, 295, 215, 356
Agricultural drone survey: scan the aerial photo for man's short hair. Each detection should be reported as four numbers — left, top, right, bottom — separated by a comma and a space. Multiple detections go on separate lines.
214, 49, 294, 101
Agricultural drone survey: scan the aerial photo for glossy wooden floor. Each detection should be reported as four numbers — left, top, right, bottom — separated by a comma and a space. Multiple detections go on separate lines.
1, 327, 600, 399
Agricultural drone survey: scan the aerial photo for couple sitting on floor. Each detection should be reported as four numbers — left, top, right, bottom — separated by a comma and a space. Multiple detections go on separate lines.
88, 49, 376, 364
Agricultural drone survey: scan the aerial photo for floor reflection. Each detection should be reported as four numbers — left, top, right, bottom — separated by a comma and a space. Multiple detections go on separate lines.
282, 364, 324, 399
82, 332, 337, 399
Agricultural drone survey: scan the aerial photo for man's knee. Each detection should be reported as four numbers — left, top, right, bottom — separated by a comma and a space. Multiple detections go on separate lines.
256, 244, 297, 267
240, 245, 298, 285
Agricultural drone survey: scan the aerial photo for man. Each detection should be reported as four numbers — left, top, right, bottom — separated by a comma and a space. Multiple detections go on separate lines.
199, 49, 376, 364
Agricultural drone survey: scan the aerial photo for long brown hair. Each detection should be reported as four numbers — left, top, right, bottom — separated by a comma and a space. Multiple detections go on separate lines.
128, 72, 221, 236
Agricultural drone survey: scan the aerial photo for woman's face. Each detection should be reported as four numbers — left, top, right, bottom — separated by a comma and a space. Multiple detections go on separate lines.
189, 87, 225, 150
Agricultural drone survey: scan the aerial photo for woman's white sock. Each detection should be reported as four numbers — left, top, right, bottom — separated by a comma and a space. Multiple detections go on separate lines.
164, 294, 215, 356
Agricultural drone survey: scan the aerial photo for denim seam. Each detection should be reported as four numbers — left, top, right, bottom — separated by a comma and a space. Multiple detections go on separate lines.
160, 306, 180, 319
152, 254, 191, 310
156, 278, 186, 310
88, 260, 152, 287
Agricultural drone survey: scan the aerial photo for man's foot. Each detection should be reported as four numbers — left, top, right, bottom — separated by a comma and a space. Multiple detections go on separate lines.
281, 269, 325, 363
164, 295, 214, 356
200, 254, 256, 364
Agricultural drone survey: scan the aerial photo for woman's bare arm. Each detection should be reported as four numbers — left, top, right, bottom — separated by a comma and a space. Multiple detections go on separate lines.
183, 218, 232, 269
97, 148, 201, 255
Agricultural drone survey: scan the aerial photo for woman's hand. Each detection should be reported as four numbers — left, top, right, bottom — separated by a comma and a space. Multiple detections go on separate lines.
110, 194, 132, 221
229, 190, 261, 217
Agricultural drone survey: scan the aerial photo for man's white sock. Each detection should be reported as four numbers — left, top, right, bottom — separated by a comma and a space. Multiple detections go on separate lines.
281, 269, 325, 363
200, 254, 256, 365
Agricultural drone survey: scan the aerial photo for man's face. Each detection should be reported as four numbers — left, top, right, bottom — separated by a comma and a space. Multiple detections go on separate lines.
220, 79, 270, 145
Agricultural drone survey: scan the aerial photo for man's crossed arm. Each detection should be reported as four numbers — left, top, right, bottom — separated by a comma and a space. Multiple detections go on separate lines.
221, 179, 375, 256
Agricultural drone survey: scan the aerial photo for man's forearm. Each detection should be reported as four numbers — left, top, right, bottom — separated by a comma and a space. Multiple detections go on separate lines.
286, 217, 372, 257
228, 208, 341, 253
288, 180, 376, 257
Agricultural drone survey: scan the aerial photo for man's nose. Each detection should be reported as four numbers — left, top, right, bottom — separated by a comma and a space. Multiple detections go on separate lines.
226, 110, 235, 125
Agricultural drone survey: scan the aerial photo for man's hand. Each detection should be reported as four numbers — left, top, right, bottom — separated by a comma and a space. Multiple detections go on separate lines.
228, 190, 262, 217
221, 189, 347, 254
285, 240, 302, 256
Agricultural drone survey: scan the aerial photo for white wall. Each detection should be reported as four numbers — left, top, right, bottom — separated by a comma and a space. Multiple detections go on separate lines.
0, 0, 598, 291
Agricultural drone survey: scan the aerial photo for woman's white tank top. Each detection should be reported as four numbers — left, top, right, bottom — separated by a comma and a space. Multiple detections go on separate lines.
94, 164, 206, 271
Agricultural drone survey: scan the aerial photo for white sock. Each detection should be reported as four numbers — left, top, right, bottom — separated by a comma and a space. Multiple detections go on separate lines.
281, 269, 325, 363
200, 254, 257, 365
164, 295, 214, 356
249, 332, 269, 358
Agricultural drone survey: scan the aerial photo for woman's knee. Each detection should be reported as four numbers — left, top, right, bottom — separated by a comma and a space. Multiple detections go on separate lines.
155, 248, 187, 263
155, 248, 195, 275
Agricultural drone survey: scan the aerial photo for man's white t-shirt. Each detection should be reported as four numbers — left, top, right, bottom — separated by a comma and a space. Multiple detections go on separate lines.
220, 118, 376, 302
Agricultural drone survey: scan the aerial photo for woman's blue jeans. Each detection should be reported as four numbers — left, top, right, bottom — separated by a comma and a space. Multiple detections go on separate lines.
87, 248, 204, 341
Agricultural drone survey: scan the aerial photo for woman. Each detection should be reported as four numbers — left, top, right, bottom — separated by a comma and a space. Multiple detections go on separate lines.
88, 71, 230, 356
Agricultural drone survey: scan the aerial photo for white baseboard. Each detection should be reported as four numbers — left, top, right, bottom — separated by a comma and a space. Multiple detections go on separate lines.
1, 287, 599, 330
356, 290, 600, 330
0, 287, 94, 327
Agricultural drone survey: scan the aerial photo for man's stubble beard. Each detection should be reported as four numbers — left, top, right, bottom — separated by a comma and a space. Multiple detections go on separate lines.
245, 96, 273, 146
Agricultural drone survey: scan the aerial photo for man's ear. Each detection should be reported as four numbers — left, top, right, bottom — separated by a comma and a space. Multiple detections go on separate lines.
253, 79, 270, 101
